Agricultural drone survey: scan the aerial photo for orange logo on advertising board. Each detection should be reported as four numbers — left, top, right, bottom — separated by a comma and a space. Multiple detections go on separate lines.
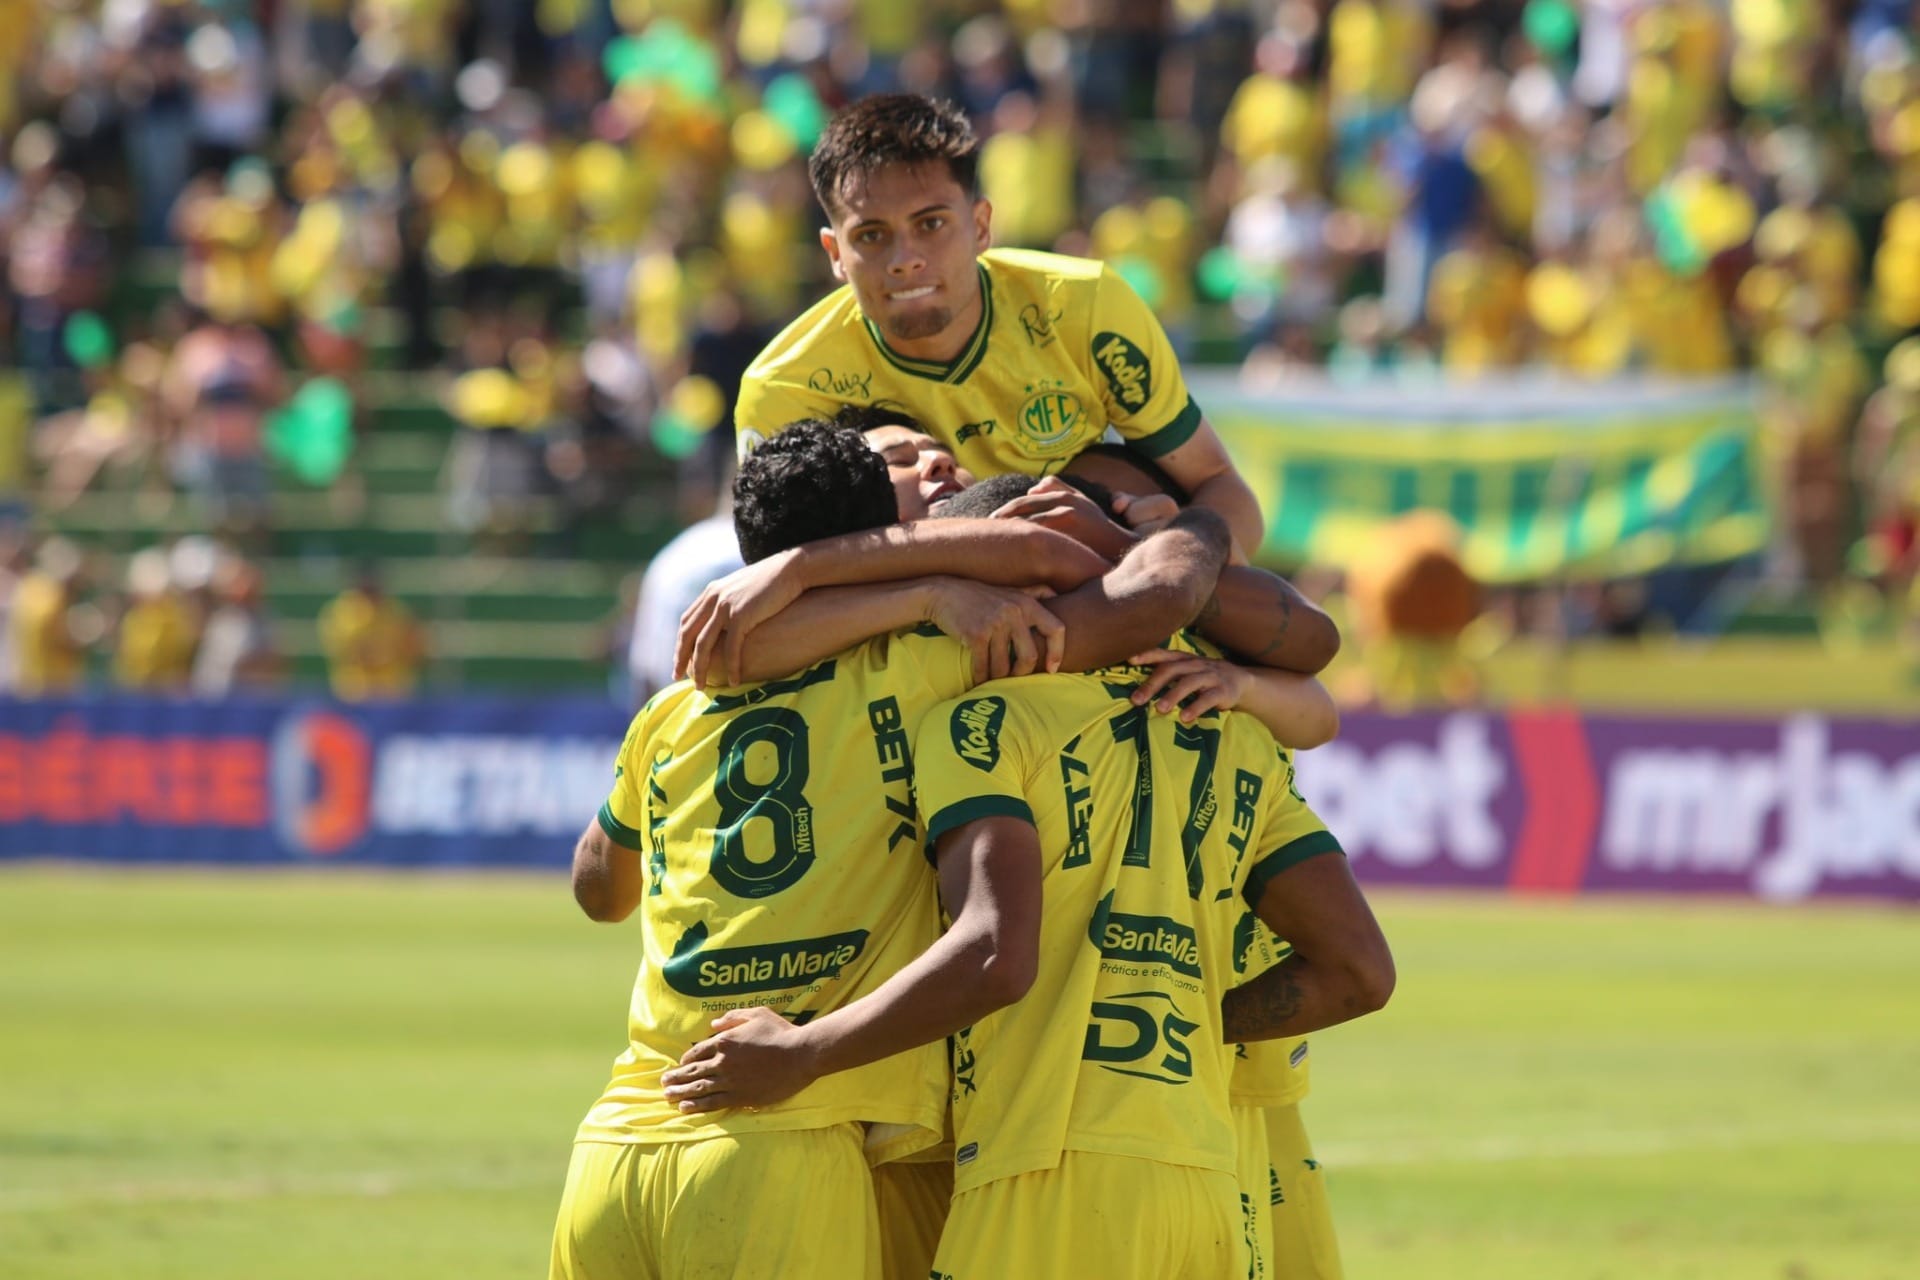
271, 711, 372, 856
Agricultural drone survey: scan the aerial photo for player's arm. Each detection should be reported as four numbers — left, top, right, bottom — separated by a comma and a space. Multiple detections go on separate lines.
570, 819, 644, 923
728, 577, 1065, 686
684, 509, 1231, 685
678, 519, 1108, 685
659, 815, 1042, 1114
1042, 506, 1233, 673
1153, 421, 1266, 557
1193, 565, 1341, 675
1128, 648, 1340, 749
1223, 851, 1394, 1041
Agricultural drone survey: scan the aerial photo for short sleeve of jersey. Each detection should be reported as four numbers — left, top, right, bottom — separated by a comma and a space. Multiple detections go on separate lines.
914, 690, 1038, 855
1242, 748, 1344, 908
732, 370, 825, 461
596, 701, 655, 850
1089, 264, 1203, 459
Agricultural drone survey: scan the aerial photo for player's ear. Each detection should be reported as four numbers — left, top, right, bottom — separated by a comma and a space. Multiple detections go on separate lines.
820, 227, 846, 282
971, 198, 992, 253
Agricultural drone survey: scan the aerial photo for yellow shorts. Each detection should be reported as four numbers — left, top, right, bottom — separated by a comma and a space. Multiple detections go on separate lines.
550, 1126, 881, 1280
1235, 1102, 1343, 1280
930, 1150, 1239, 1280
872, 1158, 953, 1280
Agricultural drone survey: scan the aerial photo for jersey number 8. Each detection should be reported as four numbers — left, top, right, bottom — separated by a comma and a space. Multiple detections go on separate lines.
710, 707, 816, 899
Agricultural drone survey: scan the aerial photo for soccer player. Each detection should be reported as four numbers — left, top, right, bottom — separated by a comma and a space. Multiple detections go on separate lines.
660, 641, 1388, 1278
550, 423, 1233, 1280
954, 472, 1382, 1280
734, 93, 1267, 555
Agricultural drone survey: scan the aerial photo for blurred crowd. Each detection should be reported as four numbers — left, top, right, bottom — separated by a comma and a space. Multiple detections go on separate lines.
0, 527, 427, 698
0, 0, 1917, 695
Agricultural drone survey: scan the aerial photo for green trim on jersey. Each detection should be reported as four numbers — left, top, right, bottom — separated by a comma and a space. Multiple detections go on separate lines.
597, 802, 647, 851
924, 793, 1036, 853
1132, 395, 1205, 459
1242, 830, 1345, 906
862, 264, 996, 385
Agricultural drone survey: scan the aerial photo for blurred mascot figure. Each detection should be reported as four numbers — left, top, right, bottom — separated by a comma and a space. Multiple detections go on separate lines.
1342, 511, 1484, 709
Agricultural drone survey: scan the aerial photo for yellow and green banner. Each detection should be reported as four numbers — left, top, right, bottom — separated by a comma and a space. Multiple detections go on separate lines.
1194, 375, 1770, 582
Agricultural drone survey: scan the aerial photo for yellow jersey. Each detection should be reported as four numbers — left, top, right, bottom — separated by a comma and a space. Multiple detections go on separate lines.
913, 667, 1323, 1194
114, 595, 198, 690
10, 574, 83, 694
317, 590, 422, 701
735, 249, 1202, 477
1227, 748, 1343, 1109
577, 625, 975, 1162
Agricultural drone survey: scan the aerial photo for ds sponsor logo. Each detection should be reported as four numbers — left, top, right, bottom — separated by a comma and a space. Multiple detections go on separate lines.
951, 697, 1006, 773
1092, 332, 1152, 410
1083, 989, 1198, 1085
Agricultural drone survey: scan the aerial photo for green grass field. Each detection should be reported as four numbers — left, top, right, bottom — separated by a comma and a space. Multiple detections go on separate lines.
3, 866, 1916, 1280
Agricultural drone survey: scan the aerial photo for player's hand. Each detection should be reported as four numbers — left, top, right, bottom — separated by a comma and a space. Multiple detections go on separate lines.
926, 577, 1065, 682
661, 1007, 819, 1115
1127, 648, 1253, 723
1109, 491, 1180, 536
990, 477, 1135, 561
675, 551, 804, 688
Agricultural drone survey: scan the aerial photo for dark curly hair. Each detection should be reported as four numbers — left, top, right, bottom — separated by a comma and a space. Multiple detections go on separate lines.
932, 472, 1117, 519
733, 421, 900, 563
809, 94, 981, 219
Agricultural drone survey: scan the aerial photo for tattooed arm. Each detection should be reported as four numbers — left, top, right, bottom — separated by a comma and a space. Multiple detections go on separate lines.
1191, 566, 1339, 675
1222, 851, 1394, 1041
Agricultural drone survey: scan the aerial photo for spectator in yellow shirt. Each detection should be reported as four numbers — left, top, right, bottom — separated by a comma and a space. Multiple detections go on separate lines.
113, 547, 198, 691
10, 537, 89, 695
318, 566, 426, 701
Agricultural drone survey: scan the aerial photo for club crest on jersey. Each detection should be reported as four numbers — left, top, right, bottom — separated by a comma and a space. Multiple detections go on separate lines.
951, 697, 1007, 772
1093, 331, 1152, 411
1016, 380, 1086, 456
